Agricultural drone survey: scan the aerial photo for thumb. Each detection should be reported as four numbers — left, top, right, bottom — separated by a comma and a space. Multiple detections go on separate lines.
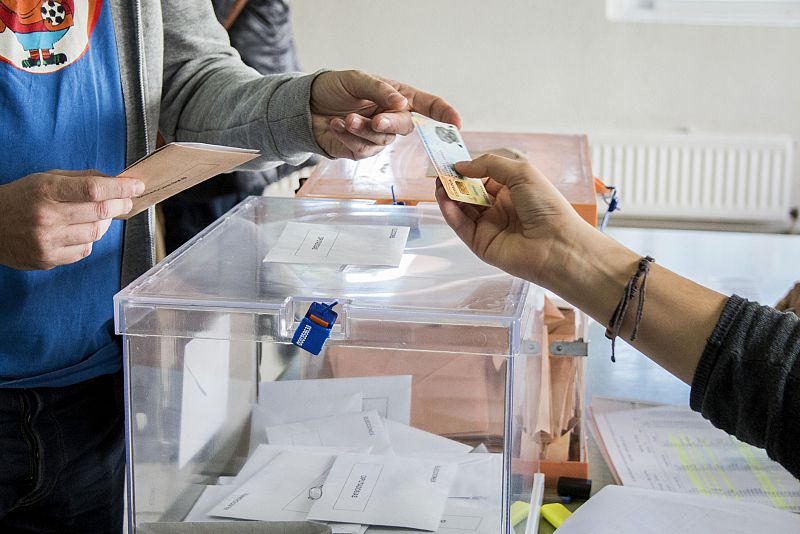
454, 154, 536, 189
343, 71, 407, 111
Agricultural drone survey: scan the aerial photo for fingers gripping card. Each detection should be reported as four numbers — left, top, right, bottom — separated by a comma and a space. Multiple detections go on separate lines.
412, 113, 492, 207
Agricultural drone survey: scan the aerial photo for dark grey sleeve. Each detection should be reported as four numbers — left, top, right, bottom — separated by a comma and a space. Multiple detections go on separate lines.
690, 294, 800, 479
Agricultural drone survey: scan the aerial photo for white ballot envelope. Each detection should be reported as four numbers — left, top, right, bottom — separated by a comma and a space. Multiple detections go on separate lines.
448, 454, 502, 500
365, 498, 501, 533
188, 445, 353, 523
256, 390, 363, 428
258, 376, 413, 425
209, 450, 337, 522
250, 392, 363, 451
264, 222, 410, 267
440, 498, 501, 533
383, 420, 472, 456
184, 486, 239, 523
307, 453, 458, 531
405, 452, 502, 499
265, 411, 392, 454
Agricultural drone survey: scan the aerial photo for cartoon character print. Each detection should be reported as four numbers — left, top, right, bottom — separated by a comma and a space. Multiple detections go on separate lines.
0, 0, 101, 72
0, 0, 74, 68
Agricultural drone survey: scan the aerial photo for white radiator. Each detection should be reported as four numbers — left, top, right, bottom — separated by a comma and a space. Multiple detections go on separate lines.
590, 133, 796, 222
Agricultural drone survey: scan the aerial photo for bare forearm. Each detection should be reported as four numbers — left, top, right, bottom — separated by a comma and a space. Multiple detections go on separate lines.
540, 223, 728, 384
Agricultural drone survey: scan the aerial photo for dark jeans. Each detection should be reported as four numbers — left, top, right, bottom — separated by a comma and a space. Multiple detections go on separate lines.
0, 373, 124, 533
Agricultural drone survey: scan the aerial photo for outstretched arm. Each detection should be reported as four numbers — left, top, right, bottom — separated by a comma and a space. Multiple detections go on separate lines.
436, 155, 800, 478
436, 155, 727, 383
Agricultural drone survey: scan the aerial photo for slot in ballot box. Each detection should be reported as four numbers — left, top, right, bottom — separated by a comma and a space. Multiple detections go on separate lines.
116, 197, 544, 533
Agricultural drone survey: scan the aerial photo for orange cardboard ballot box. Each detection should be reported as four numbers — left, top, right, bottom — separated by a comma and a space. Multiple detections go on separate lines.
298, 131, 598, 226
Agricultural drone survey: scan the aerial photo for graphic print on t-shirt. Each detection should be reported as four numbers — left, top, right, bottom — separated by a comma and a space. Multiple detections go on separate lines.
0, 0, 100, 72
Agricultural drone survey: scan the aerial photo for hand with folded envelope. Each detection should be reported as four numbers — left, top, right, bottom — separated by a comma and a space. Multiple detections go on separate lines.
0, 171, 143, 270
436, 153, 800, 480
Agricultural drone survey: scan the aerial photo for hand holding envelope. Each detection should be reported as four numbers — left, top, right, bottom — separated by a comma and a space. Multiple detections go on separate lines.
116, 143, 260, 220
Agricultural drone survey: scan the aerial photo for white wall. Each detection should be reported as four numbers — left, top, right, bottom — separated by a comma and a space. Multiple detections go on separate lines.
291, 0, 799, 136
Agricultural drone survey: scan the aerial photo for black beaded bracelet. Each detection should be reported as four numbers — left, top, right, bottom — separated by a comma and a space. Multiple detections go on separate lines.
605, 256, 655, 362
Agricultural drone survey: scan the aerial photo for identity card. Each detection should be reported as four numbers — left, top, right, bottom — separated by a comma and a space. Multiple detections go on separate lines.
412, 113, 492, 207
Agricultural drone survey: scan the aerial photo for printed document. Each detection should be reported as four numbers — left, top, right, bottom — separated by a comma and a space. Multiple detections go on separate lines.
556, 485, 800, 534
264, 222, 410, 267
265, 411, 392, 454
592, 404, 800, 512
307, 453, 458, 531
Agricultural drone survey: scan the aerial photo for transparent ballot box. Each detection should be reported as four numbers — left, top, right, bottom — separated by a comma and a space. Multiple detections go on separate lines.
116, 197, 544, 533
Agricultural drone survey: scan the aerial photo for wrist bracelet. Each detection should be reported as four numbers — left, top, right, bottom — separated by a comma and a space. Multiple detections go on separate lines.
605, 256, 655, 362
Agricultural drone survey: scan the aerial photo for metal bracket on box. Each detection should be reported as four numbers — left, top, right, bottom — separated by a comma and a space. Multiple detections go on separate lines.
550, 338, 589, 357
520, 339, 589, 357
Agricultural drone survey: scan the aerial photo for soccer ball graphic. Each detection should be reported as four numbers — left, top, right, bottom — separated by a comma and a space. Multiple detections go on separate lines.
41, 0, 67, 26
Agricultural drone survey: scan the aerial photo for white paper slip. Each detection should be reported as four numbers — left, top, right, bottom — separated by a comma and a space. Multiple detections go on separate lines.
593, 404, 800, 512
209, 450, 336, 521
265, 411, 393, 454
307, 453, 458, 531
258, 376, 413, 425
556, 485, 800, 534
264, 222, 410, 267
384, 420, 472, 456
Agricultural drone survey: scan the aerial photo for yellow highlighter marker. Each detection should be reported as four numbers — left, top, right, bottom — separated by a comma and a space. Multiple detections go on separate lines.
540, 502, 572, 529
510, 501, 530, 527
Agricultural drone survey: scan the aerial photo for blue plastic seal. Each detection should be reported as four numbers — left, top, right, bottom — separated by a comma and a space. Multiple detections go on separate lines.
292, 301, 339, 356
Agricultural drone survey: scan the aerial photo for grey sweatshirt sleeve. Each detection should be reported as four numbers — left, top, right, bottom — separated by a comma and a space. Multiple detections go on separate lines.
157, 1, 325, 167
690, 295, 800, 478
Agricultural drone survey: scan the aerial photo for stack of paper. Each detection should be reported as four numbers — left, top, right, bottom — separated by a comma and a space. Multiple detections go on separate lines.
184, 376, 504, 532
589, 397, 800, 512
556, 485, 800, 534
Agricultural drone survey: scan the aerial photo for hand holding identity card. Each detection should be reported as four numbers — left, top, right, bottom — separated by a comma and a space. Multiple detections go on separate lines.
413, 113, 493, 207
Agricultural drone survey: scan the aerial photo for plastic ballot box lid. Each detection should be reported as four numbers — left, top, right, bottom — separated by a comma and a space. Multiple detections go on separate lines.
297, 132, 597, 226
115, 197, 536, 348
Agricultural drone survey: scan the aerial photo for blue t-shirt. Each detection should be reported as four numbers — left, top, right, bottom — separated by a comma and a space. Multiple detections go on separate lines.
0, 0, 127, 387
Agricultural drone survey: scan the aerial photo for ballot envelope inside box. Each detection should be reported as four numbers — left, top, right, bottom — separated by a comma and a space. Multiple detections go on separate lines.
115, 197, 544, 534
